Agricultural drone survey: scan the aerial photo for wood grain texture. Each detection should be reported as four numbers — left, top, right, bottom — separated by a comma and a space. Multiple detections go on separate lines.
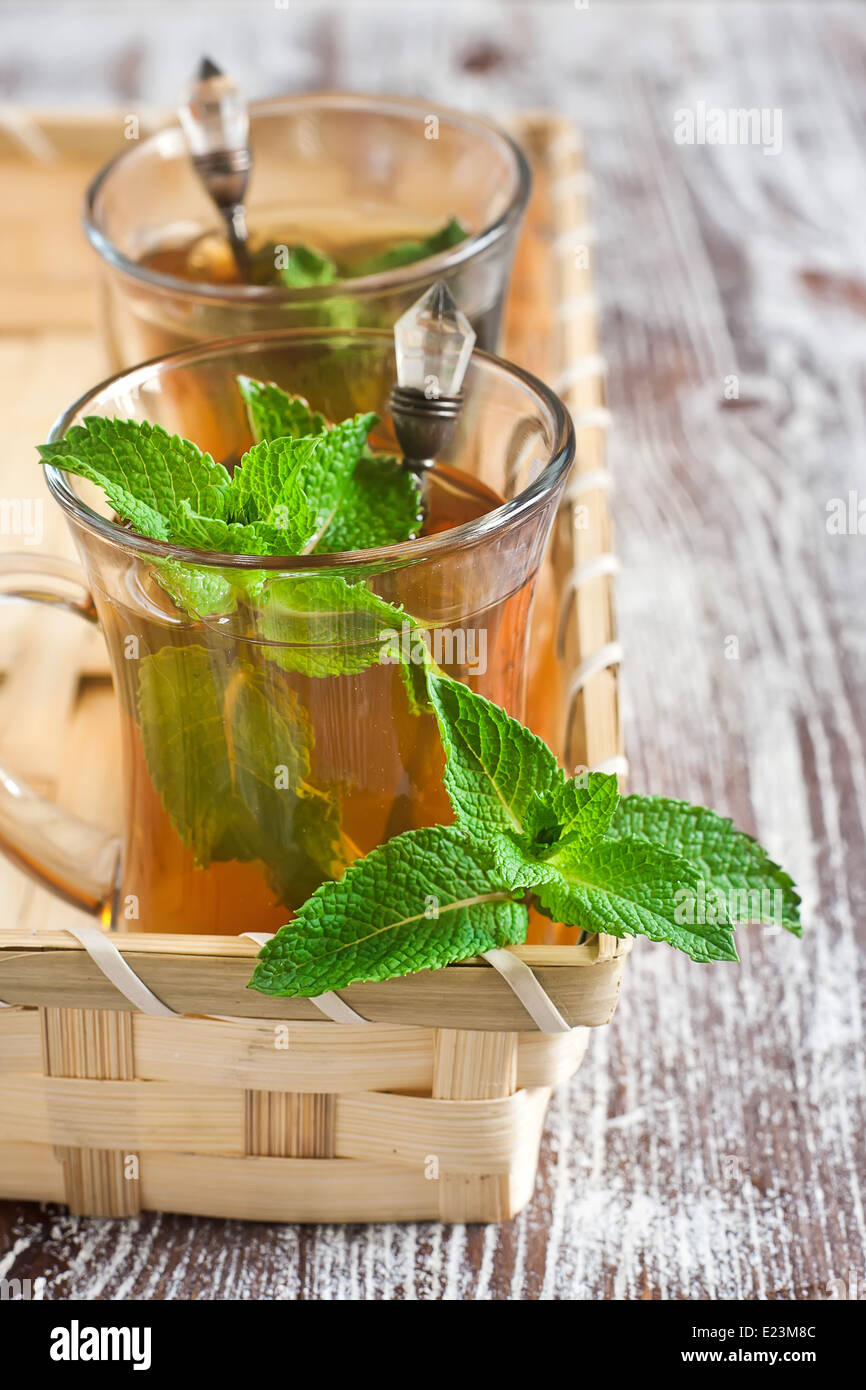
0, 0, 864, 1299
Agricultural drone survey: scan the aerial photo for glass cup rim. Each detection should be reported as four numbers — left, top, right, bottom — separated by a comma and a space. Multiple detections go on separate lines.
83, 91, 533, 305
43, 328, 574, 572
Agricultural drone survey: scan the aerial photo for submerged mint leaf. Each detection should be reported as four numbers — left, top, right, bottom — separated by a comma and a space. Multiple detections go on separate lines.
39, 417, 232, 521
249, 824, 527, 997
606, 797, 802, 935
136, 643, 352, 906
157, 560, 239, 617
535, 837, 738, 963
137, 644, 312, 869
254, 573, 412, 679
350, 217, 468, 276
278, 243, 339, 289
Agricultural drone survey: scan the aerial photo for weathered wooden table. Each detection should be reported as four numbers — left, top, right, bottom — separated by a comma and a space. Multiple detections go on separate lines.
0, 0, 863, 1300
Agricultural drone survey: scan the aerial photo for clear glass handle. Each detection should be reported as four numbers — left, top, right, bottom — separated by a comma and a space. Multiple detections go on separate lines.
0, 554, 121, 913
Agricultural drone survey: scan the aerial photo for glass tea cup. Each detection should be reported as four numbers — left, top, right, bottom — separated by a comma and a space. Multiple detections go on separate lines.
0, 330, 573, 934
85, 93, 531, 371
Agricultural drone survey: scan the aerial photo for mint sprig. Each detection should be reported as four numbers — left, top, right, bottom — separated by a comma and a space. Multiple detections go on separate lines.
251, 670, 802, 996
39, 379, 422, 566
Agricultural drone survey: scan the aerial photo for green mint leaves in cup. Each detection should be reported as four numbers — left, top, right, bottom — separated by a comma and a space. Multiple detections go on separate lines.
250, 670, 802, 997
37, 376, 422, 907
246, 218, 469, 290
38, 376, 422, 560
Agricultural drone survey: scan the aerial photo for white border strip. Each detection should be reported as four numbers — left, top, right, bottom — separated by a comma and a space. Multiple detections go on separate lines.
564, 552, 620, 589
591, 754, 630, 779
569, 408, 613, 436
554, 355, 607, 395
242, 932, 369, 1023
482, 948, 572, 1033
567, 640, 624, 700
64, 922, 180, 1017
564, 467, 613, 502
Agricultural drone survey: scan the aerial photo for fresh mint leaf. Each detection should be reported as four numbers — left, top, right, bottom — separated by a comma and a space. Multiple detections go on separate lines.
238, 377, 421, 550
98, 482, 172, 543
165, 499, 292, 556
426, 673, 562, 838
543, 774, 622, 858
226, 437, 321, 534
536, 837, 739, 963
426, 672, 619, 886
293, 413, 379, 551
350, 217, 467, 276
314, 453, 423, 552
237, 377, 327, 446
606, 796, 802, 935
249, 824, 527, 997
278, 243, 339, 289
229, 413, 377, 552
39, 417, 232, 521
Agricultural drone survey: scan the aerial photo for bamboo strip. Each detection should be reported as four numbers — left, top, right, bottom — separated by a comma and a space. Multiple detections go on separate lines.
547, 115, 621, 779
40, 1005, 140, 1216
335, 1087, 546, 1175
515, 1027, 590, 1088
41, 1004, 134, 1078
0, 945, 628, 1030
0, 1076, 245, 1154
141, 1153, 443, 1224
0, 1142, 453, 1222
134, 1016, 436, 1093
432, 1029, 521, 1220
432, 1028, 518, 1099
246, 1091, 335, 1158
0, 1141, 65, 1203
0, 1075, 554, 1173
1, 1010, 590, 1092
0, 1006, 41, 1073
0, 930, 626, 963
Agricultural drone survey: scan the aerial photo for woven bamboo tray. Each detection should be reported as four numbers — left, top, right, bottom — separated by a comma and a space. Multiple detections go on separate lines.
0, 109, 623, 1224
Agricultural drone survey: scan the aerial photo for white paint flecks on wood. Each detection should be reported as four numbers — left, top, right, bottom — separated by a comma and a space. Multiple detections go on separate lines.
0, 0, 864, 1300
